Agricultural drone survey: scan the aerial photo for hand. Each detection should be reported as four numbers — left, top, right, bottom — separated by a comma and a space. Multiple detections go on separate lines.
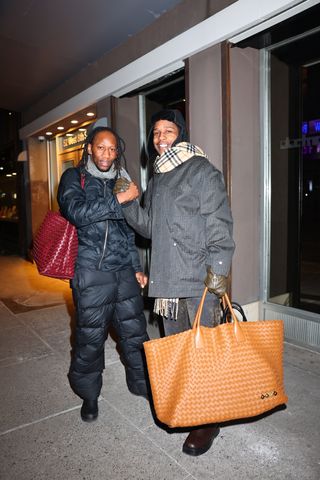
204, 266, 227, 297
116, 181, 139, 204
135, 272, 148, 288
113, 177, 131, 194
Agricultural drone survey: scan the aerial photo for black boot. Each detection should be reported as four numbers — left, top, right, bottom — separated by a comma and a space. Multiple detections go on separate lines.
80, 399, 98, 422
182, 426, 220, 456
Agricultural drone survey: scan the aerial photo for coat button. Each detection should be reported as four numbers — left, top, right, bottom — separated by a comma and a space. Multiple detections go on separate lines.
173, 242, 177, 246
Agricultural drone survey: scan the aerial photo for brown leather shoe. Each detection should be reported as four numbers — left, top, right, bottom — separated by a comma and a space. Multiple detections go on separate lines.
182, 426, 220, 456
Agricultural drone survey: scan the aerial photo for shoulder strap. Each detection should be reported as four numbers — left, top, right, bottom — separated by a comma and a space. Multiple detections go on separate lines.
80, 173, 85, 189
79, 168, 85, 189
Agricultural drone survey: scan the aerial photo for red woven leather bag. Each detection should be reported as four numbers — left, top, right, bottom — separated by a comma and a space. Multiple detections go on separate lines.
32, 174, 84, 279
143, 289, 288, 428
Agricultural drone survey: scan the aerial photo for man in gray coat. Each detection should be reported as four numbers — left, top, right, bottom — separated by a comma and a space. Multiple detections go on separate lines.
115, 109, 235, 456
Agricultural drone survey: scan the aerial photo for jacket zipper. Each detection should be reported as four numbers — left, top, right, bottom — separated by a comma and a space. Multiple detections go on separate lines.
98, 179, 109, 270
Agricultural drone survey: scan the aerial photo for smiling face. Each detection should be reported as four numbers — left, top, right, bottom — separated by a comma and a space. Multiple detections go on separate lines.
88, 130, 118, 171
153, 119, 179, 156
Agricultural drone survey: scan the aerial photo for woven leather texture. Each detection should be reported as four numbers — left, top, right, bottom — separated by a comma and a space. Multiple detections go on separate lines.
32, 211, 78, 279
144, 290, 288, 428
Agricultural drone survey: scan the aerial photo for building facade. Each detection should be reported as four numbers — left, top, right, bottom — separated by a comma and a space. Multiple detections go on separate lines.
19, 0, 320, 350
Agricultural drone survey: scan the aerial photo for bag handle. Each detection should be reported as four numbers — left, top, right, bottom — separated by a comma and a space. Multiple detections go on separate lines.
193, 288, 245, 347
221, 301, 247, 324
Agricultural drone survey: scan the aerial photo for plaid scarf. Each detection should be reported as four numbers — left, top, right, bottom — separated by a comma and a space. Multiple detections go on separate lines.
153, 142, 207, 320
153, 142, 208, 174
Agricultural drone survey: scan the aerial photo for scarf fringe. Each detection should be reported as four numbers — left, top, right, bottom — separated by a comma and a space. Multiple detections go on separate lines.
154, 298, 179, 320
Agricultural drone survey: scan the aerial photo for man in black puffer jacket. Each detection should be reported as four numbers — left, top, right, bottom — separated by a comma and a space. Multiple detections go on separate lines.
57, 125, 149, 422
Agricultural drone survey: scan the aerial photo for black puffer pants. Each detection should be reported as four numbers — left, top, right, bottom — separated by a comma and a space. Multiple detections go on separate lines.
69, 267, 149, 400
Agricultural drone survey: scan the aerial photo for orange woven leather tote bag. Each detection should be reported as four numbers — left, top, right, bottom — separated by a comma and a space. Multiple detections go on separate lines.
143, 289, 288, 428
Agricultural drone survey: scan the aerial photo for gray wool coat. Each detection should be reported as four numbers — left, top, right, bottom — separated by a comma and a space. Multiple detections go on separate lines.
122, 155, 235, 298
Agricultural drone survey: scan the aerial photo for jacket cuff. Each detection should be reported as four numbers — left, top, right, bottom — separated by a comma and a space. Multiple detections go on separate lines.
206, 260, 230, 277
121, 199, 136, 208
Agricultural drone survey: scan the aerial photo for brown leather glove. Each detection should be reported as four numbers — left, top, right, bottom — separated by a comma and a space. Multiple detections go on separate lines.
204, 266, 228, 297
113, 177, 131, 194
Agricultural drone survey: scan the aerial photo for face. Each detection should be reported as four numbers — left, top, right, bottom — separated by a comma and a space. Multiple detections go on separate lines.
153, 119, 179, 155
88, 130, 118, 171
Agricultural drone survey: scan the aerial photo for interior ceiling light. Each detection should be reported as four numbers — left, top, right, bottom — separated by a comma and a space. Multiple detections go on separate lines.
57, 126, 64, 130
71, 119, 78, 124
45, 131, 53, 136
78, 128, 87, 132
86, 112, 95, 117
12, 172, 17, 176
66, 133, 73, 137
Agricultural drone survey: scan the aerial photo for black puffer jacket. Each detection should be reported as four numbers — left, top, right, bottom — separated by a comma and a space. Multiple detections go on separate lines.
57, 167, 141, 272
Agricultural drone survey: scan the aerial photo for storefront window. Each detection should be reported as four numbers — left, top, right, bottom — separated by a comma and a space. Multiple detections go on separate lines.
268, 29, 320, 313
0, 175, 18, 221
0, 119, 20, 254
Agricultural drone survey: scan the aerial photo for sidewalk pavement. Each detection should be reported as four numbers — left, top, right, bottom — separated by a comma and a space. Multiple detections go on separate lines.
0, 256, 319, 480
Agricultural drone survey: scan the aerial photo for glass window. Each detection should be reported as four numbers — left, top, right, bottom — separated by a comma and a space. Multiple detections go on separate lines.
268, 30, 320, 314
